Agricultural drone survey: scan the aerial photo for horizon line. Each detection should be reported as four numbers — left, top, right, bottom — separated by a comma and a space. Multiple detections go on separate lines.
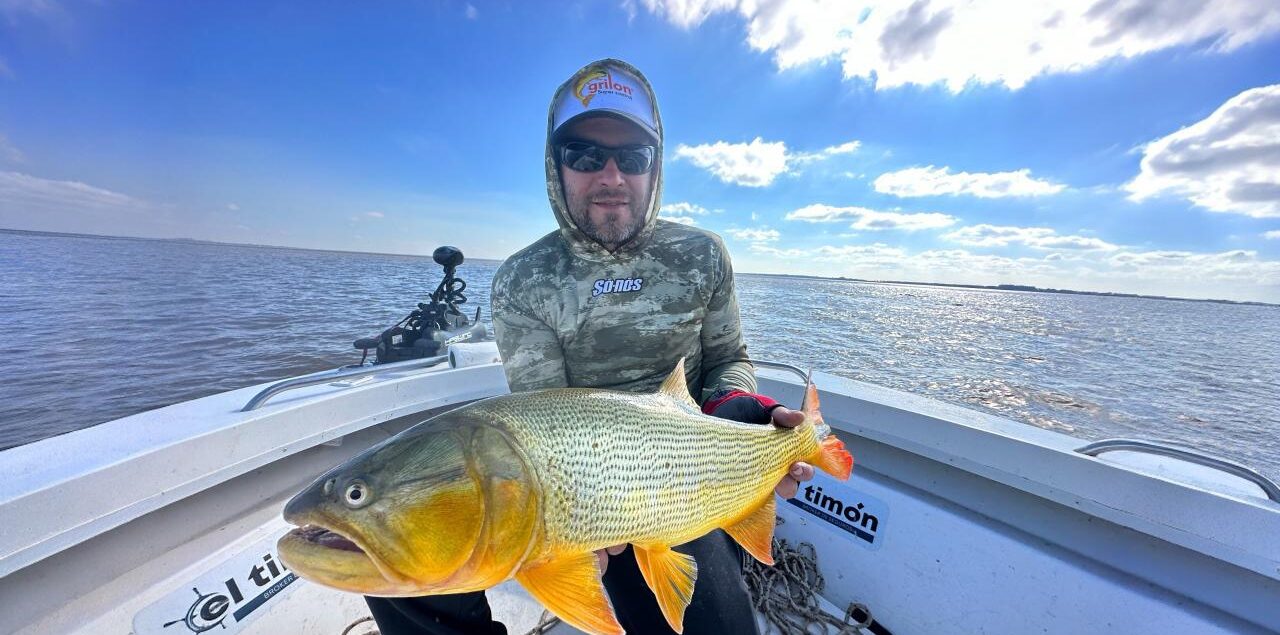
3, 226, 1274, 308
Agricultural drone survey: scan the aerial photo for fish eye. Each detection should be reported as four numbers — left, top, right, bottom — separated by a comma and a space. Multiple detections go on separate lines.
344, 481, 372, 508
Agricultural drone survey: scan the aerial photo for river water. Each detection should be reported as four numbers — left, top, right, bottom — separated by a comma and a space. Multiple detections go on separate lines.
2, 229, 1276, 480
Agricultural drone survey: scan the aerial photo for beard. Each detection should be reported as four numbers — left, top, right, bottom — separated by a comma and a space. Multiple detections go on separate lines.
566, 187, 648, 249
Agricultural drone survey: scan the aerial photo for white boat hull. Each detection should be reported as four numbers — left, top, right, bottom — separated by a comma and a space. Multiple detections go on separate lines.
2, 361, 1277, 634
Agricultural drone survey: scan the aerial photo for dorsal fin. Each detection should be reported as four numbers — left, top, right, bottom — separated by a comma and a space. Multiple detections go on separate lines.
658, 357, 698, 407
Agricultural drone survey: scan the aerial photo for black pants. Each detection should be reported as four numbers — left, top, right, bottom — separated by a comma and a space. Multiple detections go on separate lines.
366, 530, 760, 635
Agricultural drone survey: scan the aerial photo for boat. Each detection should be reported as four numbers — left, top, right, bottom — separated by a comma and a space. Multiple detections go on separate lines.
2, 251, 1278, 635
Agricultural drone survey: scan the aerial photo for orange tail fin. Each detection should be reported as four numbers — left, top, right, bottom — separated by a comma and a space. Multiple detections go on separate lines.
802, 381, 854, 480
811, 435, 853, 481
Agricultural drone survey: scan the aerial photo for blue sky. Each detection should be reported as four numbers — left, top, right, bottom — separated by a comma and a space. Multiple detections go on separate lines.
2, 1, 1279, 302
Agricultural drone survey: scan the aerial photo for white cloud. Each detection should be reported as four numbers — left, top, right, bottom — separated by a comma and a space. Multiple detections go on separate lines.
1265, 230, 1280, 240
874, 165, 1066, 198
751, 242, 910, 265
944, 224, 1119, 250
226, 202, 240, 211
785, 203, 957, 231
661, 201, 712, 216
634, 0, 1280, 92
792, 140, 861, 164
0, 57, 13, 80
0, 133, 23, 163
0, 170, 144, 212
726, 227, 781, 242
1126, 84, 1280, 218
661, 214, 698, 226
364, 210, 385, 218
748, 241, 1280, 299
1107, 249, 1280, 285
465, 3, 478, 20
674, 137, 859, 186
674, 138, 789, 187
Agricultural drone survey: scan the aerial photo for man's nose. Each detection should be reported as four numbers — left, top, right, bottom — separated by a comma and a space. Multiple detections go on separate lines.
595, 158, 626, 186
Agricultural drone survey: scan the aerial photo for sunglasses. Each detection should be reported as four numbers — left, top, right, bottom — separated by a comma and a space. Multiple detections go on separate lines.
557, 142, 657, 175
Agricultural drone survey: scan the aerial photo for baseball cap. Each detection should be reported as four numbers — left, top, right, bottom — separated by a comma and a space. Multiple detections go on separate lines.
552, 62, 659, 144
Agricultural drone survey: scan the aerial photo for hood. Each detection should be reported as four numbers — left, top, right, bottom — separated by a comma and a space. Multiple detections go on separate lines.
545, 58, 664, 260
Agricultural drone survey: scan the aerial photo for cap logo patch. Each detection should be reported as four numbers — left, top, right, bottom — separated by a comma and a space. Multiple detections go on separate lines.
575, 68, 633, 108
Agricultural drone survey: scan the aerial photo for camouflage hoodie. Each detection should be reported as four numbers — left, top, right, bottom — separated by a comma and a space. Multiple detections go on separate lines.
490, 58, 755, 402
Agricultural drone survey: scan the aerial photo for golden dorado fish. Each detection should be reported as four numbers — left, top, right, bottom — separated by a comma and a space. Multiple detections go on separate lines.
278, 360, 853, 634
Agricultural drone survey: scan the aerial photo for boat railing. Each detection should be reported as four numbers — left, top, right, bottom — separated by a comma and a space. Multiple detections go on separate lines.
752, 360, 811, 384
1077, 438, 1280, 502
241, 354, 449, 412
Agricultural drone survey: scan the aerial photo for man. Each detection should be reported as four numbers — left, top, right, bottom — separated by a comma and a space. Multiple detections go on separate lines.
366, 58, 813, 635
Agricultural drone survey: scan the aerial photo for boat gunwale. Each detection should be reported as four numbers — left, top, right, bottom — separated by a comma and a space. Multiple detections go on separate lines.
2, 362, 1277, 585
755, 368, 1280, 583
0, 362, 510, 578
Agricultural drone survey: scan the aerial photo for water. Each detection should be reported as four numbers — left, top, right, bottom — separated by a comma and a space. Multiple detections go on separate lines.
3, 229, 1277, 481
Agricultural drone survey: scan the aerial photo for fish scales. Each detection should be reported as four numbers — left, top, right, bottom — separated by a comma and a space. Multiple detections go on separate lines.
482, 387, 816, 553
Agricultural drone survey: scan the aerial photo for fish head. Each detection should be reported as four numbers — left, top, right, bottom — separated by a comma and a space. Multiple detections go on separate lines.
279, 410, 540, 596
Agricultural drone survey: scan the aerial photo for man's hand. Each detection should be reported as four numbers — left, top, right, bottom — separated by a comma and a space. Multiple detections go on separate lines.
594, 544, 627, 575
703, 390, 816, 499
769, 406, 815, 499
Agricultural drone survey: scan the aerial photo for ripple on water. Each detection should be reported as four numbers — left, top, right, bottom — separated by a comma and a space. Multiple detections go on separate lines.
2, 232, 1278, 482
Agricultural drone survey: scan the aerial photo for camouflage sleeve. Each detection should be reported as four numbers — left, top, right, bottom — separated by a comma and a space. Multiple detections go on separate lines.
491, 261, 569, 393
698, 238, 757, 404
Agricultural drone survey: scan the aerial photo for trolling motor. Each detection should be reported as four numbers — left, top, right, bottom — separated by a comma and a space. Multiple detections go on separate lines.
353, 246, 489, 365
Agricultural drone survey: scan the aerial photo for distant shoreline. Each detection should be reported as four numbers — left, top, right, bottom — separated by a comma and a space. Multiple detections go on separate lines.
5, 227, 1276, 308
739, 271, 1277, 308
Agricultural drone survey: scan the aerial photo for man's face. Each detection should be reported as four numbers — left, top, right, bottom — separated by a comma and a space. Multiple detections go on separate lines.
557, 117, 655, 252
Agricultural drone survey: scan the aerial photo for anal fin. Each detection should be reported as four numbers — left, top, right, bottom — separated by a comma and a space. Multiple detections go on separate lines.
723, 496, 776, 565
633, 544, 698, 633
515, 552, 623, 635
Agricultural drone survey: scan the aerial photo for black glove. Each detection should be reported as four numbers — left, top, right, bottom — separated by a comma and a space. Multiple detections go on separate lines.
702, 388, 783, 424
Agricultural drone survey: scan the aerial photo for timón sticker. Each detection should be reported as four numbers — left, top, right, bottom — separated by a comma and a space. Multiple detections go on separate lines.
785, 472, 889, 550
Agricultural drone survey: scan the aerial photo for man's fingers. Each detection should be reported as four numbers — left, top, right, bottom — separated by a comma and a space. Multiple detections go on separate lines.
775, 477, 799, 499
770, 407, 806, 428
594, 544, 627, 576
595, 549, 608, 575
792, 462, 815, 482
774, 462, 814, 499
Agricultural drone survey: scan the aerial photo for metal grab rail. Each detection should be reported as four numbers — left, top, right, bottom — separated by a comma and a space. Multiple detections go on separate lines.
752, 360, 812, 385
243, 356, 801, 413
241, 355, 449, 412
1076, 438, 1280, 502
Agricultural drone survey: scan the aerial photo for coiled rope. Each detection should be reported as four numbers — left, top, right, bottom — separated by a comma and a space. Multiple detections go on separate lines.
743, 521, 885, 634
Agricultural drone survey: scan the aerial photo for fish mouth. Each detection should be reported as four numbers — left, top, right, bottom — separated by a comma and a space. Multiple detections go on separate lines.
292, 524, 366, 554
278, 521, 420, 596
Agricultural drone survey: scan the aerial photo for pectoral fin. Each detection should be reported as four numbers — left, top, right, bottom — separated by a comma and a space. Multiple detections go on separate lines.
633, 544, 698, 633
723, 496, 776, 565
515, 553, 623, 635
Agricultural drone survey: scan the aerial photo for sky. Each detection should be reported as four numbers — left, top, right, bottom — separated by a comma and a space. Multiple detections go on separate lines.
2, 1, 1280, 302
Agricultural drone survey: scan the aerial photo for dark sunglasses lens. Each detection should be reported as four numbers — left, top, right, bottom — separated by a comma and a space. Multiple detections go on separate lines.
562, 143, 605, 172
616, 147, 654, 175
559, 143, 655, 174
